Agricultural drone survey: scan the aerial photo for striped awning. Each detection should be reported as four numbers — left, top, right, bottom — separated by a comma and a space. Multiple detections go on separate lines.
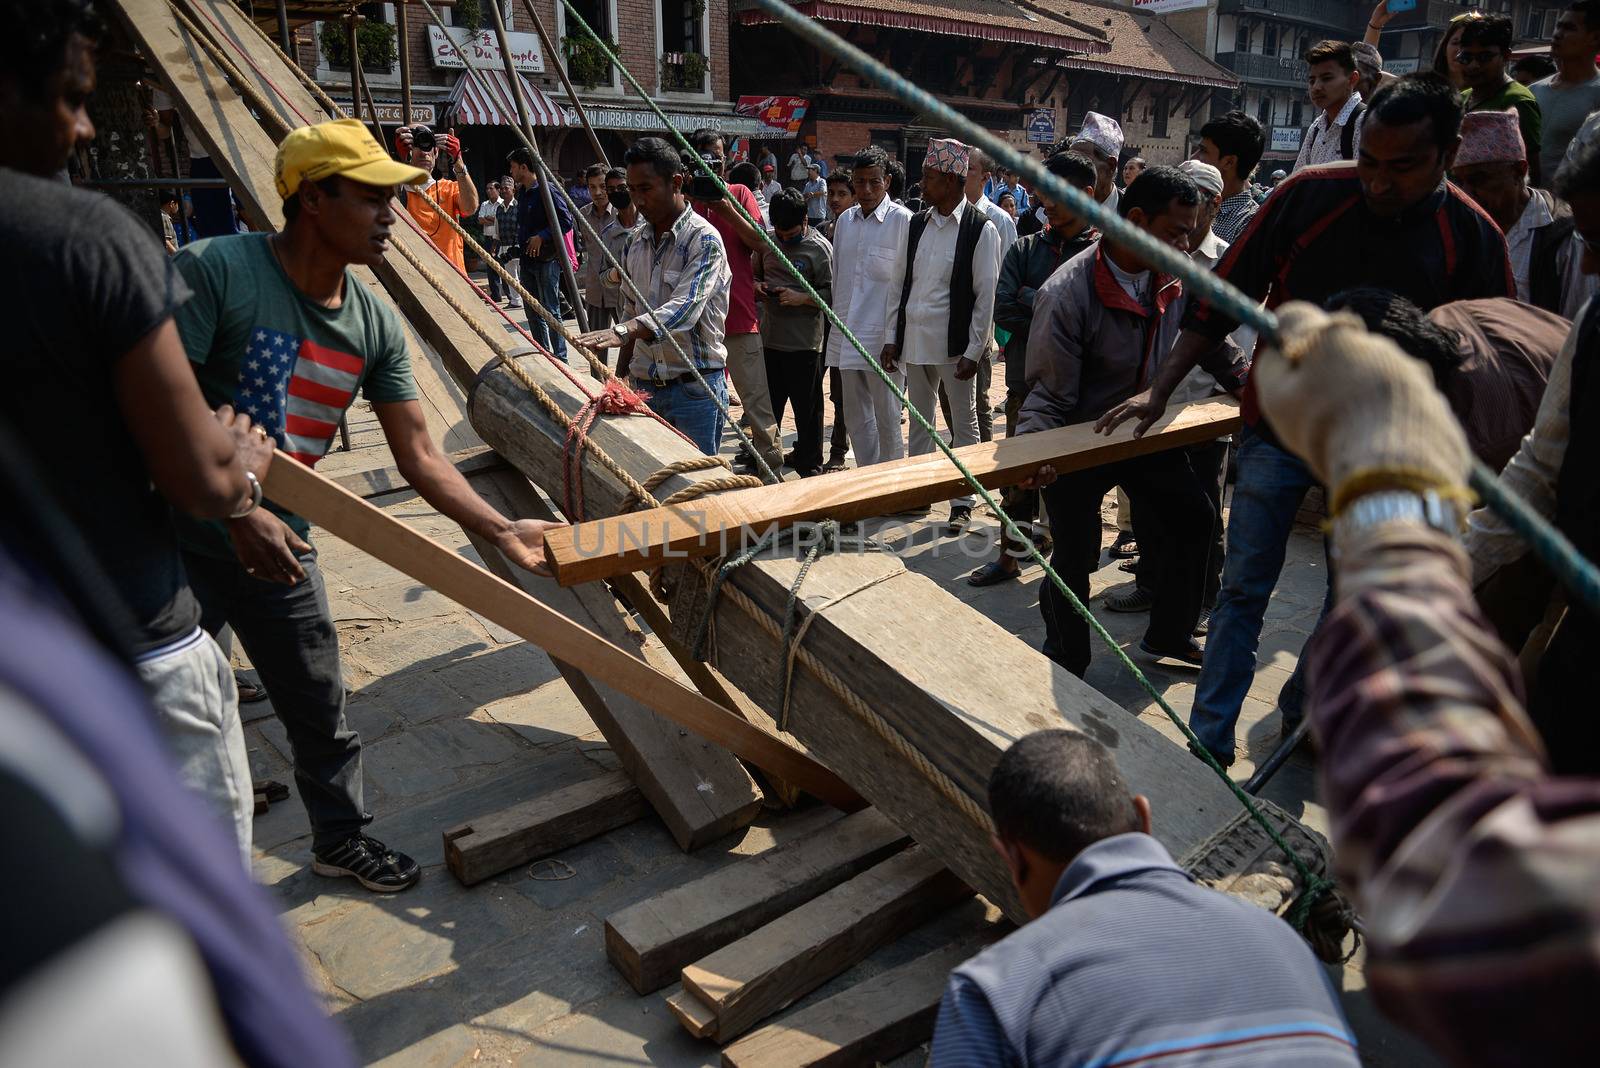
446, 69, 567, 128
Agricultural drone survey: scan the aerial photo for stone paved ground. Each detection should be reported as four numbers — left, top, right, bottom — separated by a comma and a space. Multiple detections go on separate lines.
238, 317, 1441, 1065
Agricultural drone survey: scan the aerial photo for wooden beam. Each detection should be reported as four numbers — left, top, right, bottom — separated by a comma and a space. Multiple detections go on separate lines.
442, 770, 647, 886
677, 846, 973, 1042
667, 988, 719, 1038
258, 453, 863, 810
604, 807, 910, 994
719, 922, 1005, 1068
545, 401, 1240, 585
466, 468, 765, 851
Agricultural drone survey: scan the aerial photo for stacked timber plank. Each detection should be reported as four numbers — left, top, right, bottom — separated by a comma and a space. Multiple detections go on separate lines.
605, 807, 999, 1060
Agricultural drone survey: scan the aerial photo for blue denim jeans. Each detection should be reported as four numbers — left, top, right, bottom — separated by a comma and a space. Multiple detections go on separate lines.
1188, 427, 1329, 761
637, 369, 727, 456
521, 256, 567, 360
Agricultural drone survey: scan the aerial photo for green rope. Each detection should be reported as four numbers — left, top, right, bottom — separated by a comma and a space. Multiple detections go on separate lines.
557, 0, 1337, 917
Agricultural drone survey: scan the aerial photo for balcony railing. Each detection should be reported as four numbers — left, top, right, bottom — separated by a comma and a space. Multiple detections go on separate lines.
1215, 51, 1311, 88
1216, 0, 1366, 36
659, 51, 708, 93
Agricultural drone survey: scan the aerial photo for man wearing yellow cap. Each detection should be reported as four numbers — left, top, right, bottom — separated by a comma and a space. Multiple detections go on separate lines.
169, 120, 562, 893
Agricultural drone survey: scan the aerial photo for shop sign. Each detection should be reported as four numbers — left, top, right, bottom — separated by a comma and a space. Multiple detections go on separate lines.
427, 25, 543, 73
735, 95, 810, 135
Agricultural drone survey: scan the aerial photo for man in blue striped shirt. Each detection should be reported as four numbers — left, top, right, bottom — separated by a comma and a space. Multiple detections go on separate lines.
929, 730, 1358, 1067
577, 137, 731, 455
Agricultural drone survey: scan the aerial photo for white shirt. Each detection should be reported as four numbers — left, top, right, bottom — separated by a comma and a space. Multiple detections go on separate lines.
762, 178, 783, 202
1293, 92, 1364, 173
1505, 187, 1600, 319
825, 195, 913, 369
971, 193, 1017, 259
884, 197, 1002, 366
476, 197, 500, 238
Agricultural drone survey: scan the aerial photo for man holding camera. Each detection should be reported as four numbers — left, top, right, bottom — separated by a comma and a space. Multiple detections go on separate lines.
394, 124, 478, 271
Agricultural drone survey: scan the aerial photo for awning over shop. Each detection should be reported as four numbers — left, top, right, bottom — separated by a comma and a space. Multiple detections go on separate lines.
445, 69, 567, 127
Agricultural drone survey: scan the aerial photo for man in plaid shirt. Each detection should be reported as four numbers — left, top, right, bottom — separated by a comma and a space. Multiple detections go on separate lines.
1254, 301, 1600, 1066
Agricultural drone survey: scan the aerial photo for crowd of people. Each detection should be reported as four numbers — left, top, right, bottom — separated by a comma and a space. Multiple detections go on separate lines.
9, 0, 1600, 1064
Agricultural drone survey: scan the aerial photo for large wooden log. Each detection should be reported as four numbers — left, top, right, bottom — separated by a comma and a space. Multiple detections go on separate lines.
136, 0, 1253, 926
546, 401, 1241, 584
471, 359, 1247, 922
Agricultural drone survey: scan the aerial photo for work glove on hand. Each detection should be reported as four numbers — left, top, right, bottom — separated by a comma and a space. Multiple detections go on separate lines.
394, 126, 414, 156
440, 129, 462, 162
1253, 301, 1471, 513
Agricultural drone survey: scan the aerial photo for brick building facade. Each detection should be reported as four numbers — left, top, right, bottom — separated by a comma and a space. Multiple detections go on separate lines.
730, 0, 1235, 180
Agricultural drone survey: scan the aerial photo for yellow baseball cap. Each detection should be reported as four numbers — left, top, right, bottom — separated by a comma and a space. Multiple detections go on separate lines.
274, 118, 428, 200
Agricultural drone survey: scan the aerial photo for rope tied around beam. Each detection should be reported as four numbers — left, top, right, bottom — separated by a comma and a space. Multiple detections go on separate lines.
563, 377, 657, 521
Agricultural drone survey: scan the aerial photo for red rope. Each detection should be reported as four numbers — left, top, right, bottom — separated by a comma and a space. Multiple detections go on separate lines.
563, 377, 656, 520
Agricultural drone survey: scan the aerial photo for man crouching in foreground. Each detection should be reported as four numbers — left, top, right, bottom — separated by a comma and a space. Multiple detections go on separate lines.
929, 730, 1359, 1066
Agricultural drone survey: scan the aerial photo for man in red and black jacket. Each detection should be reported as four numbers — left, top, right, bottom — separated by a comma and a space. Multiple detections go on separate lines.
1097, 73, 1514, 769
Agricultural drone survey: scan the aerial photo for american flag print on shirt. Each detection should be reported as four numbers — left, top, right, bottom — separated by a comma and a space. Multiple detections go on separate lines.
234, 327, 363, 465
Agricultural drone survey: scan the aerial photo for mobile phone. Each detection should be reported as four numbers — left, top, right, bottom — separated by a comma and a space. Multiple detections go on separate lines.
1385, 0, 1417, 14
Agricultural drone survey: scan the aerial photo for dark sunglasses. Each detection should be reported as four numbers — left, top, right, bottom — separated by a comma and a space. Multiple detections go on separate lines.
1455, 50, 1505, 66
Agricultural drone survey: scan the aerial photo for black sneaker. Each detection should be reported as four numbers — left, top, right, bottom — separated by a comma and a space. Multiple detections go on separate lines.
947, 504, 974, 535
312, 834, 421, 893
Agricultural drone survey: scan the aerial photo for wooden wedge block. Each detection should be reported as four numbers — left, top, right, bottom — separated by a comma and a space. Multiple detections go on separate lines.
606, 808, 911, 994
545, 400, 1241, 585
679, 846, 973, 1042
666, 988, 718, 1038
720, 923, 1004, 1068
443, 770, 647, 886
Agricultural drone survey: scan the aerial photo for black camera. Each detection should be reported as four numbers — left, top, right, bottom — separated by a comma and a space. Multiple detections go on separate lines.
410, 125, 437, 151
687, 152, 725, 202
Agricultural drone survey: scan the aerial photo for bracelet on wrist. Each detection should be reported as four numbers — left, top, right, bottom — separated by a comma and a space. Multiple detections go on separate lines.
229, 471, 263, 520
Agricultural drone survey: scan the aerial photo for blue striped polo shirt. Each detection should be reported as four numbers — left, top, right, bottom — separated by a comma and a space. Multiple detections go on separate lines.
930, 832, 1358, 1067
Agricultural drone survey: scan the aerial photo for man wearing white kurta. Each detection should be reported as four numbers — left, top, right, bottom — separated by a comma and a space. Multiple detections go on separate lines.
883, 138, 1001, 532
825, 145, 912, 466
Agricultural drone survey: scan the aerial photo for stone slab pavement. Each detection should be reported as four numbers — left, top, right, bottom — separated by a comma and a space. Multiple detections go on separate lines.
234, 324, 1440, 1064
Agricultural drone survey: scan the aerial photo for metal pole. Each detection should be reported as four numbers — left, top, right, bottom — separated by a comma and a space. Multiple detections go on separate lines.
1241, 719, 1311, 796
488, 0, 590, 334
345, 13, 367, 135
276, 0, 292, 52
396, 1, 414, 125
518, 0, 608, 167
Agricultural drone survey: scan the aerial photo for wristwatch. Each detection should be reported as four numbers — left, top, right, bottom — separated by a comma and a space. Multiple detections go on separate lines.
1332, 489, 1462, 542
612, 322, 631, 342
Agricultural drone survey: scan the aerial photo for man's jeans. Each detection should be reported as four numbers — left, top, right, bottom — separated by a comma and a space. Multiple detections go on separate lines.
1188, 427, 1330, 761
184, 547, 369, 851
521, 257, 567, 360
637, 368, 727, 456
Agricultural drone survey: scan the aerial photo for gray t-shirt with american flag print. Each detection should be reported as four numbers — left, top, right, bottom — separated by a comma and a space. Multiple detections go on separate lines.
172, 233, 417, 558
